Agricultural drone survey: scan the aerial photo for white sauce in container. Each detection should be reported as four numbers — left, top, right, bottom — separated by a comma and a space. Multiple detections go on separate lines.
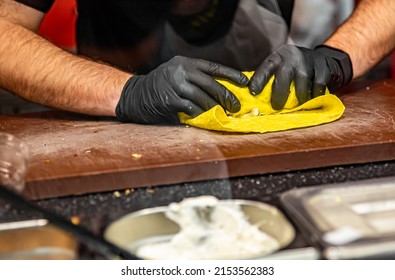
136, 196, 280, 260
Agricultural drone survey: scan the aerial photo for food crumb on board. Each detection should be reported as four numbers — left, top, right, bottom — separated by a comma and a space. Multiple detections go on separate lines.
113, 191, 121, 198
44, 159, 50, 164
146, 187, 155, 193
70, 216, 81, 225
124, 188, 134, 195
131, 153, 142, 159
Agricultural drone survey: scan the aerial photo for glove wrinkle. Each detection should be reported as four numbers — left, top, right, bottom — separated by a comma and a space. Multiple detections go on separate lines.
115, 56, 245, 124
249, 44, 352, 109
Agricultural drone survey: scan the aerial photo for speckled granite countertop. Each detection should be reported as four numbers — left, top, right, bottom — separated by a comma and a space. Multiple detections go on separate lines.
0, 160, 394, 258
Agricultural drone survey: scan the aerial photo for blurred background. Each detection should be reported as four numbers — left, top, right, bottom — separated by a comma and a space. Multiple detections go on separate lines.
0, 0, 393, 115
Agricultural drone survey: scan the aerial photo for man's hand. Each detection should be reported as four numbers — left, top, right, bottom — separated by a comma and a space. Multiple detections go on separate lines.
249, 44, 353, 110
115, 56, 248, 124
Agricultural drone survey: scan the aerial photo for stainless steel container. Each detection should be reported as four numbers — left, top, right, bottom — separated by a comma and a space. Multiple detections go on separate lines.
0, 219, 78, 260
104, 199, 295, 259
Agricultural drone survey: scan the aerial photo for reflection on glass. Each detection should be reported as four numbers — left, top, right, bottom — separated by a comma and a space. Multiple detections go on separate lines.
0, 133, 29, 192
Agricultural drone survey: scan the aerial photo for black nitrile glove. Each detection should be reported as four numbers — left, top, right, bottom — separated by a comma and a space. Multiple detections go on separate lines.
249, 44, 353, 110
116, 56, 248, 124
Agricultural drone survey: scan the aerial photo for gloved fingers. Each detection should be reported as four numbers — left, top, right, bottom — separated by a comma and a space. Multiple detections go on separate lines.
294, 53, 313, 104
249, 52, 281, 95
271, 65, 293, 110
193, 59, 249, 86
294, 49, 314, 104
174, 98, 205, 118
295, 74, 312, 105
312, 76, 328, 99
326, 59, 344, 92
177, 80, 219, 111
312, 82, 327, 99
188, 72, 241, 113
311, 68, 330, 98
312, 57, 331, 98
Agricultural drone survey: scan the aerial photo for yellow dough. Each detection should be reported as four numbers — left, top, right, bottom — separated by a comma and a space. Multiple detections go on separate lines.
179, 72, 345, 133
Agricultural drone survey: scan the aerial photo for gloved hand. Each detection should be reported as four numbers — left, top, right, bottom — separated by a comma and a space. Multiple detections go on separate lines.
249, 44, 353, 110
116, 56, 248, 124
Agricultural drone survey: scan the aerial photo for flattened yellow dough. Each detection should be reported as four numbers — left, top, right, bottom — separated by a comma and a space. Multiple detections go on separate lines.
179, 72, 345, 133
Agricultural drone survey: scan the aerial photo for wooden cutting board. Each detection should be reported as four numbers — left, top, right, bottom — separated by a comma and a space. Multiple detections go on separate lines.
1, 80, 394, 200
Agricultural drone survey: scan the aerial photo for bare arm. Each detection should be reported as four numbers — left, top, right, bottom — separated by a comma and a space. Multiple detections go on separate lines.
325, 0, 395, 78
0, 0, 131, 116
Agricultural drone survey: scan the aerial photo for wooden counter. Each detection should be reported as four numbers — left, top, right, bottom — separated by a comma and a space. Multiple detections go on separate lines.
1, 80, 394, 200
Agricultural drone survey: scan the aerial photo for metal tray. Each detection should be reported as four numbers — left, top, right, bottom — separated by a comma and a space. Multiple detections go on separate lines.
280, 176, 395, 259
0, 219, 78, 260
104, 199, 295, 260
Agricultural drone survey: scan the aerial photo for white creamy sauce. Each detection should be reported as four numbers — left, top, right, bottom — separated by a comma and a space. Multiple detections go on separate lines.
136, 196, 279, 260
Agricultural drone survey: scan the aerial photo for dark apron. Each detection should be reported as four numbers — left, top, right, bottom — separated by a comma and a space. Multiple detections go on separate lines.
159, 0, 289, 71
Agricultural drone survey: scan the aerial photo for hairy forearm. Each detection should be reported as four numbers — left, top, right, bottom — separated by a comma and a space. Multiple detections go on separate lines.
324, 0, 395, 78
0, 18, 131, 116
